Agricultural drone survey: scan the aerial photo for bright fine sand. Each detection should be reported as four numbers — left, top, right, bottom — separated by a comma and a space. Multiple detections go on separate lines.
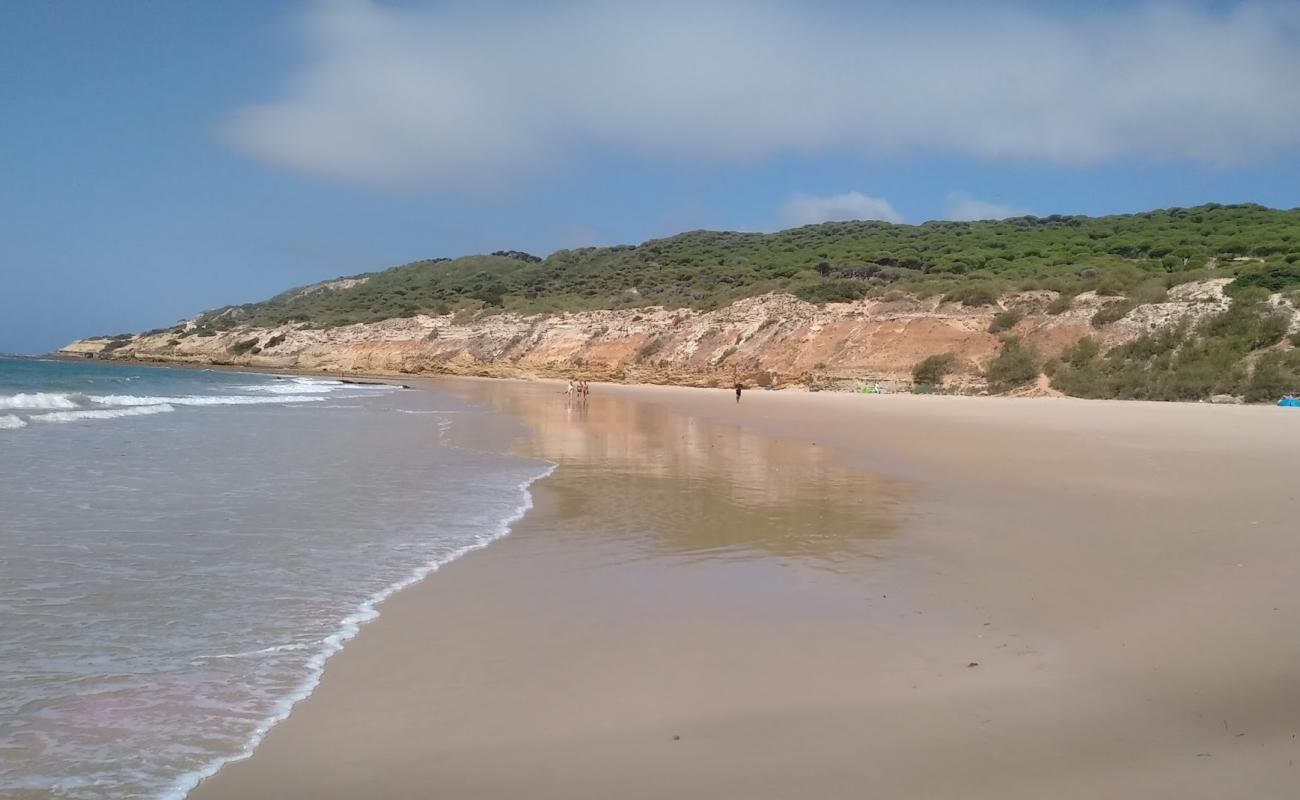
190, 380, 1300, 799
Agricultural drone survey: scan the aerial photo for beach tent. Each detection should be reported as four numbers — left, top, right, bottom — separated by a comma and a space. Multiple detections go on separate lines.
1279, 396, 1300, 407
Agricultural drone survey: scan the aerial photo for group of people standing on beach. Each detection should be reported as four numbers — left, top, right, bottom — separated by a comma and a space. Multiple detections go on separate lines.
566, 379, 591, 408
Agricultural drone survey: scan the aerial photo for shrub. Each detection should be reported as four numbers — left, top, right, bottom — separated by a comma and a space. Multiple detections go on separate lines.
490, 250, 542, 263
988, 308, 1024, 333
1228, 263, 1300, 296
795, 280, 869, 304
1048, 300, 1295, 401
1128, 279, 1169, 305
1091, 300, 1135, 328
1062, 336, 1101, 368
1046, 294, 1073, 315
1097, 264, 1143, 296
1049, 337, 1112, 397
1230, 286, 1272, 306
944, 283, 1002, 307
1258, 315, 1291, 349
912, 353, 956, 387
1203, 299, 1289, 350
986, 337, 1041, 392
1050, 361, 1111, 398
1244, 351, 1300, 402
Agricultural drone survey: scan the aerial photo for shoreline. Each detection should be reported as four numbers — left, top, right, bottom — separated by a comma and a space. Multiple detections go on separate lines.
37, 351, 1299, 408
188, 374, 1300, 798
162, 459, 557, 800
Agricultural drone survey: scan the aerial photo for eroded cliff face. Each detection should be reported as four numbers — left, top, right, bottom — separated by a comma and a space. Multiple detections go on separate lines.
60, 282, 1236, 392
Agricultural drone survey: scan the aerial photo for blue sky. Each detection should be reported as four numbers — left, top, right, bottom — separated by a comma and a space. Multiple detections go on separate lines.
3, 1, 1300, 354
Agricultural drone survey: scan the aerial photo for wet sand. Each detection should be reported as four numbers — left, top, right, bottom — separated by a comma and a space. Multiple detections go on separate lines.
190, 381, 1300, 799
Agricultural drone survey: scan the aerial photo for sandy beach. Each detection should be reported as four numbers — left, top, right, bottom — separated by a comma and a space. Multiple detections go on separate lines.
189, 380, 1300, 799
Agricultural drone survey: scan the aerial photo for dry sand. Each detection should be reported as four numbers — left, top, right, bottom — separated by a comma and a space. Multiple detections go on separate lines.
190, 381, 1300, 799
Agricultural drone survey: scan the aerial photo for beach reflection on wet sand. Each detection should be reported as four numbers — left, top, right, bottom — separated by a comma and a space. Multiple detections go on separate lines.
442, 378, 911, 569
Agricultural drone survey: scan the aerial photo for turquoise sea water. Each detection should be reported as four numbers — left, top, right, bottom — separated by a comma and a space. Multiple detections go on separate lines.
0, 357, 552, 798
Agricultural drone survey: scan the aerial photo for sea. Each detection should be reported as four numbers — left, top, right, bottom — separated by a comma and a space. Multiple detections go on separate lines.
0, 356, 553, 798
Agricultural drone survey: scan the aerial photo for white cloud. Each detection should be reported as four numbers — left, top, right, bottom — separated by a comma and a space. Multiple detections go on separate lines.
224, 1, 1300, 190
943, 192, 1031, 221
779, 192, 903, 226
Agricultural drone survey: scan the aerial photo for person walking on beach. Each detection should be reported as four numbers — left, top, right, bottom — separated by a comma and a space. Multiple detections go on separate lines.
734, 381, 743, 403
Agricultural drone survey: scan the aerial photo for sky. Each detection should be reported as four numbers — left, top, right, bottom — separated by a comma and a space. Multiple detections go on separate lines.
3, 1, 1300, 354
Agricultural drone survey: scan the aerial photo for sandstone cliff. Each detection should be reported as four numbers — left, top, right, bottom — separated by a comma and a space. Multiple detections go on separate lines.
61, 281, 1241, 392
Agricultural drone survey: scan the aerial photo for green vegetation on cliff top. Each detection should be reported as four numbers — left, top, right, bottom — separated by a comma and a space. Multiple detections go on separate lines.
190, 203, 1300, 331
1049, 290, 1299, 401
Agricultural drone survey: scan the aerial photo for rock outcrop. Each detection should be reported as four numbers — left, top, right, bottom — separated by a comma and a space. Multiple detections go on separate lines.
60, 281, 1245, 392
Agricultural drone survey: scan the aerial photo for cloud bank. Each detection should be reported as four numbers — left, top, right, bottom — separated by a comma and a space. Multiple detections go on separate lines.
224, 0, 1300, 189
943, 192, 1031, 221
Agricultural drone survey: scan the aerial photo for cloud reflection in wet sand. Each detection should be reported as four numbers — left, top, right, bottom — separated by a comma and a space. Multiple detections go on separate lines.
443, 381, 911, 568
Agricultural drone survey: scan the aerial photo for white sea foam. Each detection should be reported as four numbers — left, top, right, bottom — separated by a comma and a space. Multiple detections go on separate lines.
0, 384, 359, 433
1, 377, 388, 426
89, 394, 327, 407
2, 361, 510, 798
30, 404, 176, 424
195, 642, 315, 662
0, 392, 87, 410
238, 377, 394, 396
157, 461, 557, 800
236, 381, 338, 395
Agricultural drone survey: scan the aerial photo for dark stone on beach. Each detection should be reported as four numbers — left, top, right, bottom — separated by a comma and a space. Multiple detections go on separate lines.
672, 735, 681, 741
967, 662, 979, 668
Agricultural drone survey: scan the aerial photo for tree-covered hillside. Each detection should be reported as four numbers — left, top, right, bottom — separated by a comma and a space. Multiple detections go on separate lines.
193, 204, 1300, 331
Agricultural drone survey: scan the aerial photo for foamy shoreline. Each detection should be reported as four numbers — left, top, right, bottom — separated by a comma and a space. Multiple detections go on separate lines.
162, 462, 556, 800
1, 361, 555, 799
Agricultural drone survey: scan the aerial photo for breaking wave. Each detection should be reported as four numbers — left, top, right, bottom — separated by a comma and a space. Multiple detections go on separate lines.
0, 392, 89, 410
0, 374, 396, 432
30, 404, 176, 424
